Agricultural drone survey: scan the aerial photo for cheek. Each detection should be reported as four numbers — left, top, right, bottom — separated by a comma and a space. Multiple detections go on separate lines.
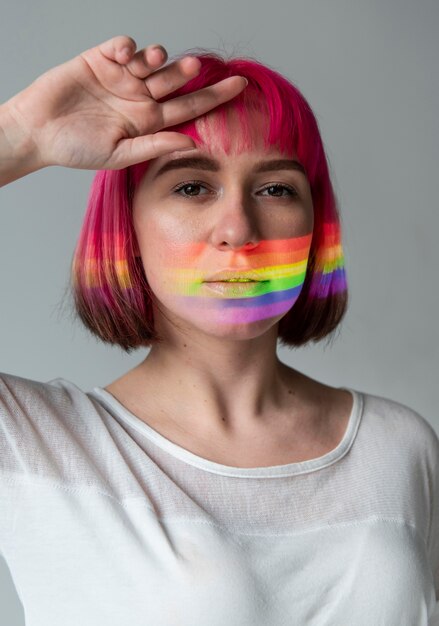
136, 231, 204, 302
157, 240, 212, 295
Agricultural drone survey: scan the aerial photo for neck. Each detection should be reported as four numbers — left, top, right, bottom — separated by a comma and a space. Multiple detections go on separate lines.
132, 322, 303, 439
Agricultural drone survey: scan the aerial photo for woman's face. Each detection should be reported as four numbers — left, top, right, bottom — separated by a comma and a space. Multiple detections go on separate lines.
132, 120, 314, 341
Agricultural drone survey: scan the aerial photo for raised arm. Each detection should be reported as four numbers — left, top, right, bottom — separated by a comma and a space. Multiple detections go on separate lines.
0, 35, 247, 187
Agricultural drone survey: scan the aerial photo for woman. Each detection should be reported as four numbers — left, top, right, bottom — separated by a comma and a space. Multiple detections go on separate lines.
0, 35, 438, 625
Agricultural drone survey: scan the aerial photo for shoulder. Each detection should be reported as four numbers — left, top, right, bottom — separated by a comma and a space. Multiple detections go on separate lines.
0, 370, 82, 407
0, 372, 107, 477
0, 371, 95, 428
360, 388, 437, 437
357, 387, 439, 468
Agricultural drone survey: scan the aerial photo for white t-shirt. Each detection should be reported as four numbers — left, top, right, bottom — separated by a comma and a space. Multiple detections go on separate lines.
0, 371, 438, 626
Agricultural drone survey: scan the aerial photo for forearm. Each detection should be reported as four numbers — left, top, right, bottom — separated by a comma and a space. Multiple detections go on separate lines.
0, 101, 45, 187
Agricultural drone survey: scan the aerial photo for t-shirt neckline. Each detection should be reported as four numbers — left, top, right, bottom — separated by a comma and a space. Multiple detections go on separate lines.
89, 386, 363, 478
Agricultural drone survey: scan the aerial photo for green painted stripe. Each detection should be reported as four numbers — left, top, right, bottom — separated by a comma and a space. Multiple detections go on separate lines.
181, 270, 308, 297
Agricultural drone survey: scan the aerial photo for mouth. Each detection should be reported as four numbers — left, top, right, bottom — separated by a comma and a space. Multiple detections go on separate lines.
203, 269, 266, 282
212, 278, 258, 283
202, 279, 266, 296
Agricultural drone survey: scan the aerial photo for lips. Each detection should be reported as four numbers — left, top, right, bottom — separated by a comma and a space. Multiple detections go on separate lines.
203, 280, 265, 296
219, 278, 255, 282
204, 269, 265, 282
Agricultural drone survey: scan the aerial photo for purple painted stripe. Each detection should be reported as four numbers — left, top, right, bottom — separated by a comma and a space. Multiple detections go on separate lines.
212, 297, 298, 324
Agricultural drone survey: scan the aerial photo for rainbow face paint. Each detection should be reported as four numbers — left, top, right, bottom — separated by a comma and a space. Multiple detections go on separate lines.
157, 233, 313, 325
77, 221, 347, 332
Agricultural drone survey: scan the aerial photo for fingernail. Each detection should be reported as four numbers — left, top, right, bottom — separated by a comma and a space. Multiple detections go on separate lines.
152, 45, 166, 56
120, 47, 132, 60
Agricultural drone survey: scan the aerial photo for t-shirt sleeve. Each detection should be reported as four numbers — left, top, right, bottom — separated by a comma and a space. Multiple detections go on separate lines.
426, 419, 439, 612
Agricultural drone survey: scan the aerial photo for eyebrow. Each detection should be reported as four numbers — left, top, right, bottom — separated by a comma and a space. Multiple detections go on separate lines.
151, 156, 307, 179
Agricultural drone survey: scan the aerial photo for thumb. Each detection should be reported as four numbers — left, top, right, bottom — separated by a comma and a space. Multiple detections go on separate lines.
107, 131, 197, 169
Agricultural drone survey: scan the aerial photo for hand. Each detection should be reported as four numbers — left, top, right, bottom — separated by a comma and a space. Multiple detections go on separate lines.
4, 35, 247, 170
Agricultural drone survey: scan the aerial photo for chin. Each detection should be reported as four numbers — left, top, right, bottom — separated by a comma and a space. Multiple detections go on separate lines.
182, 311, 284, 341
153, 296, 288, 340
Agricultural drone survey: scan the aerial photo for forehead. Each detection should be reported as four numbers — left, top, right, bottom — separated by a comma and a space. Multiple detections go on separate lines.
194, 106, 269, 155
150, 107, 298, 171
198, 104, 305, 164
132, 105, 304, 189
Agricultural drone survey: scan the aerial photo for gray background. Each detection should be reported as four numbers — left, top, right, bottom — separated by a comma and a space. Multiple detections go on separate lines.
0, 0, 438, 622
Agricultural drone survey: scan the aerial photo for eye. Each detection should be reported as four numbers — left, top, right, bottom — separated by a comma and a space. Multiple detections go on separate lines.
173, 180, 210, 197
259, 184, 298, 198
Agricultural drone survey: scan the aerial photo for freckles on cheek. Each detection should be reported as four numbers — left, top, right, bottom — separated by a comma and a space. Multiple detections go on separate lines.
134, 208, 182, 283
158, 239, 209, 292
138, 239, 190, 299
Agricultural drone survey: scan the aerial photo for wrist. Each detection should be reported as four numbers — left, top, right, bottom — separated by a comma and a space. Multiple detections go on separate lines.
0, 98, 46, 182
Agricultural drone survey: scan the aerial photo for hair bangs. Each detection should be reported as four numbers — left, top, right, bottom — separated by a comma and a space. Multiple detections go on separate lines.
154, 56, 321, 182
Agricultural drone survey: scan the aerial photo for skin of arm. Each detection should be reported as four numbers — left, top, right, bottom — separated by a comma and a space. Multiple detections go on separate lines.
0, 101, 45, 187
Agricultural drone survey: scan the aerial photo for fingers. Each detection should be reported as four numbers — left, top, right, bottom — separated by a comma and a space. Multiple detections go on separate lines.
123, 46, 202, 98
144, 56, 202, 100
97, 35, 138, 64
96, 36, 171, 82
159, 75, 248, 128
124, 44, 168, 79
109, 131, 197, 169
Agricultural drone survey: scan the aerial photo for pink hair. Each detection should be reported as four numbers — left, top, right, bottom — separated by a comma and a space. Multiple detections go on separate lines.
70, 50, 348, 352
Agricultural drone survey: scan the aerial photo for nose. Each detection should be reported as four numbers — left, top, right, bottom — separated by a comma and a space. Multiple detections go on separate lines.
209, 189, 261, 251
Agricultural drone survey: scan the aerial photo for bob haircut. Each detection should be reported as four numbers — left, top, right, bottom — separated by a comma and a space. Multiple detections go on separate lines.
70, 49, 348, 353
